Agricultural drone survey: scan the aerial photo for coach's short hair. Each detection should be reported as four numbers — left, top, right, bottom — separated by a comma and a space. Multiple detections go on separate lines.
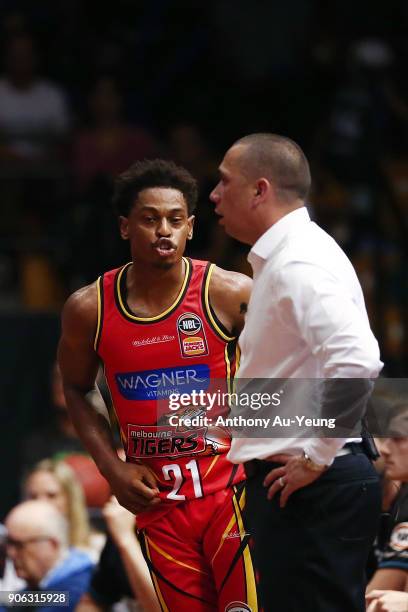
233, 133, 311, 202
113, 159, 198, 217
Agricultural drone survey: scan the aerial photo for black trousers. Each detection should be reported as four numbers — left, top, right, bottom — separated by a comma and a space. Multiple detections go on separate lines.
244, 452, 381, 612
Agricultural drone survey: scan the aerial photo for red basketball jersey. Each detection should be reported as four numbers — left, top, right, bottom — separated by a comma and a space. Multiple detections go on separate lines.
95, 257, 244, 527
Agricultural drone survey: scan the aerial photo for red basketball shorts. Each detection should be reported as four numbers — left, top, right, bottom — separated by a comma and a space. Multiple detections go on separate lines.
139, 482, 258, 612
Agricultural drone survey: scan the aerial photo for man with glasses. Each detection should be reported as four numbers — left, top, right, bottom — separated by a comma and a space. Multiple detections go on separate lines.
1, 500, 93, 611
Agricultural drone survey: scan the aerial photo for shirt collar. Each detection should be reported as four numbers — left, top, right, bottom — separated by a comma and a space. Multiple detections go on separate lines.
248, 206, 310, 266
39, 550, 68, 588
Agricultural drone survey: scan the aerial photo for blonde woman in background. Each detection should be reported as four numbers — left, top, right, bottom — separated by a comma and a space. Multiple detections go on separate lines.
23, 459, 105, 560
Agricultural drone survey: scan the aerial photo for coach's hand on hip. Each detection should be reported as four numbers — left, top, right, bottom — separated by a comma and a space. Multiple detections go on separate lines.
263, 453, 327, 508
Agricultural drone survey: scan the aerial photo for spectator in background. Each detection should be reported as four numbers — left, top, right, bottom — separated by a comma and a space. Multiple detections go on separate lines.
0, 523, 25, 591
167, 123, 219, 258
314, 39, 394, 187
167, 122, 249, 271
0, 34, 69, 162
367, 406, 408, 594
2, 500, 93, 612
21, 362, 83, 472
77, 497, 159, 612
73, 76, 157, 193
69, 76, 158, 286
23, 460, 104, 561
0, 35, 71, 311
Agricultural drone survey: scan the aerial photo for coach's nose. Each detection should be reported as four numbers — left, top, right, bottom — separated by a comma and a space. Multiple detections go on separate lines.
210, 184, 220, 204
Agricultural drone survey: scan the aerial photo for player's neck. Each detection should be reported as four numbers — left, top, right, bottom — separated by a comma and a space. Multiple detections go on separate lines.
126, 257, 186, 303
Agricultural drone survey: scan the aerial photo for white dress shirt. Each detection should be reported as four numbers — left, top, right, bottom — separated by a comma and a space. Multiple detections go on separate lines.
228, 207, 383, 465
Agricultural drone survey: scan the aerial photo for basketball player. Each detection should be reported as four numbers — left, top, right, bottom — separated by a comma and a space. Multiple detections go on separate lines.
58, 160, 257, 611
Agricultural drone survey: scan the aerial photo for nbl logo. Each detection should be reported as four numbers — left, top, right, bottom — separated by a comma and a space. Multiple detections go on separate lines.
177, 313, 208, 358
177, 313, 202, 335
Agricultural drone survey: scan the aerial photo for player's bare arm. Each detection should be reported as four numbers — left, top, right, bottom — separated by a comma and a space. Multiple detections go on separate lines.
209, 266, 252, 335
58, 284, 160, 514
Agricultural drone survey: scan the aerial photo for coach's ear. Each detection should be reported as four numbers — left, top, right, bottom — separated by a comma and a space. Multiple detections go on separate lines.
119, 216, 129, 240
187, 215, 195, 240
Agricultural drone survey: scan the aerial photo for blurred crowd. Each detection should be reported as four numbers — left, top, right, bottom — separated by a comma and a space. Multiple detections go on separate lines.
0, 1, 406, 372
0, 363, 159, 611
1, 369, 408, 611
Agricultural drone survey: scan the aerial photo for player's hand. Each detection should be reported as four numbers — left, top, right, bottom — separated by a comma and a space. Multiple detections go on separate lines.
102, 495, 139, 547
263, 454, 324, 508
366, 590, 408, 612
107, 461, 160, 515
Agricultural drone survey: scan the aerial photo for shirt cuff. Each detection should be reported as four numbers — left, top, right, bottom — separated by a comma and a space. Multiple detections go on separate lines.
303, 438, 347, 466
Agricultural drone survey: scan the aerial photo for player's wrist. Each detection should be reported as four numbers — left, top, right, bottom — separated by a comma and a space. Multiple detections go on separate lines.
99, 453, 125, 482
112, 531, 138, 550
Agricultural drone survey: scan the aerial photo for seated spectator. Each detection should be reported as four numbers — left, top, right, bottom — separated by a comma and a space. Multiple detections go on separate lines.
77, 497, 159, 612
2, 500, 93, 611
23, 459, 104, 561
73, 76, 157, 193
0, 34, 69, 162
367, 406, 408, 593
0, 523, 25, 591
375, 437, 402, 512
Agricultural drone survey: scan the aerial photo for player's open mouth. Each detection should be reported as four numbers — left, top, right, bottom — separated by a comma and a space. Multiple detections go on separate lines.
153, 239, 176, 257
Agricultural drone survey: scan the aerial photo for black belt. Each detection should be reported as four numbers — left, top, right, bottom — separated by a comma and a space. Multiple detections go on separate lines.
244, 442, 365, 479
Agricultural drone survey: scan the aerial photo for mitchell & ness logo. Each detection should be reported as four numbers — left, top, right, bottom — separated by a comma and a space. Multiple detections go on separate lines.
223, 530, 251, 540
132, 335, 175, 347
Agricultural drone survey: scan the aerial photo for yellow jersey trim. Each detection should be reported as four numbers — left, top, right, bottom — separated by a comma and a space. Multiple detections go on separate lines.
93, 276, 102, 351
204, 264, 235, 342
146, 535, 209, 575
232, 490, 258, 611
144, 537, 169, 612
211, 511, 236, 565
235, 343, 241, 372
232, 343, 241, 393
116, 257, 190, 322
202, 454, 220, 480
225, 344, 232, 395
211, 485, 246, 565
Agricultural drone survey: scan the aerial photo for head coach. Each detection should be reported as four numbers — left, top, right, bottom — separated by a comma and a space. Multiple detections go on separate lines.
210, 133, 384, 612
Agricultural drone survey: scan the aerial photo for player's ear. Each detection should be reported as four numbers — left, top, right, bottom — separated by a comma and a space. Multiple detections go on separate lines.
119, 216, 129, 240
187, 215, 195, 240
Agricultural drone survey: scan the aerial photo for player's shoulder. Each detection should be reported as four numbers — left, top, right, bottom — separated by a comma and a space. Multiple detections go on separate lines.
62, 281, 98, 328
209, 265, 252, 300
